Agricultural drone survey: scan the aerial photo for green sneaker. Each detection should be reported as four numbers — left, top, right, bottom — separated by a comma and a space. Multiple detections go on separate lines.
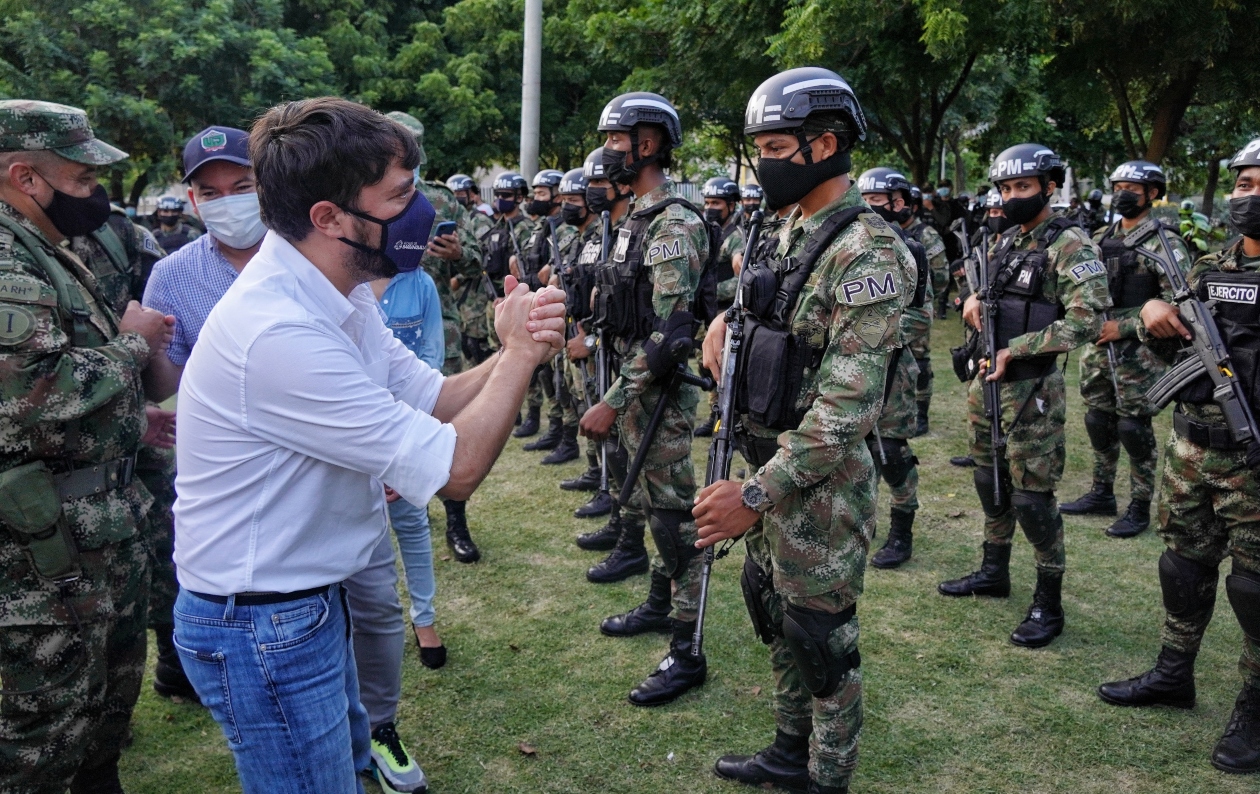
369, 722, 427, 794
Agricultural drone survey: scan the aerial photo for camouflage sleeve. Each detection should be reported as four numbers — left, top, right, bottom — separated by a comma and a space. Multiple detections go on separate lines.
1005, 227, 1109, 359
716, 227, 745, 302
603, 212, 705, 410
922, 225, 950, 290
1115, 231, 1191, 340
451, 202, 483, 283
753, 226, 910, 504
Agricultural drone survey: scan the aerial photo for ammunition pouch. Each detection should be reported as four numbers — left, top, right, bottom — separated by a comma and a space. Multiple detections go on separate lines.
648, 508, 699, 579
736, 432, 780, 470
952, 333, 980, 383
781, 602, 860, 699
738, 317, 815, 431
740, 555, 778, 645
643, 311, 696, 378
0, 461, 81, 582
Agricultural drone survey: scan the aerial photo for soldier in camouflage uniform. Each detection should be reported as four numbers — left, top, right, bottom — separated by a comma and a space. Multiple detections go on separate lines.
693, 177, 746, 439
697, 69, 916, 794
1096, 140, 1260, 775
1059, 161, 1190, 539
445, 174, 497, 364
578, 93, 712, 707
938, 143, 1110, 650
0, 100, 174, 793
903, 200, 946, 436
149, 196, 201, 257
857, 167, 934, 570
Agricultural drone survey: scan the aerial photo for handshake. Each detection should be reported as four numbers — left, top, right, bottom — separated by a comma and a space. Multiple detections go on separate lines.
493, 275, 568, 366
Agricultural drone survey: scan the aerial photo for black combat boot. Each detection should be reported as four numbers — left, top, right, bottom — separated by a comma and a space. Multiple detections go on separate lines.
871, 508, 914, 569
513, 406, 541, 438
714, 729, 811, 792
914, 400, 930, 437
523, 417, 562, 450
574, 489, 613, 518
576, 513, 621, 551
807, 782, 848, 794
1106, 499, 1150, 538
587, 518, 649, 583
443, 499, 480, 563
693, 410, 718, 438
949, 455, 975, 467
69, 754, 124, 794
1058, 481, 1117, 516
541, 425, 580, 464
1212, 684, 1260, 773
152, 623, 200, 703
1010, 570, 1064, 648
601, 571, 672, 636
627, 619, 707, 707
1097, 646, 1197, 709
938, 542, 1011, 597
561, 456, 601, 491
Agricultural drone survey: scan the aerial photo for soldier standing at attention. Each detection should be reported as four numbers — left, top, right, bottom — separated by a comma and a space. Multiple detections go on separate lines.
937, 144, 1109, 648
0, 99, 174, 792
1059, 161, 1190, 538
696, 68, 917, 794
740, 183, 764, 225
446, 173, 496, 365
1096, 139, 1260, 774
578, 92, 712, 706
694, 176, 745, 439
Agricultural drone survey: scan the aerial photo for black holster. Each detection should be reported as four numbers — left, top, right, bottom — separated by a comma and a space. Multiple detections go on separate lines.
740, 554, 777, 644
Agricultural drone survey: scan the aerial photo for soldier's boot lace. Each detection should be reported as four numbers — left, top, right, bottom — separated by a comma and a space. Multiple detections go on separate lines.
600, 571, 672, 636
512, 405, 541, 438
541, 425, 580, 465
693, 410, 718, 438
1058, 481, 1117, 516
69, 753, 124, 794
575, 513, 622, 551
587, 518, 649, 583
1097, 646, 1197, 709
627, 618, 707, 707
443, 499, 480, 564
938, 542, 1011, 597
949, 455, 975, 467
1010, 570, 1065, 648
153, 623, 201, 704
713, 729, 810, 792
1106, 499, 1150, 539
523, 417, 563, 450
560, 456, 601, 491
914, 399, 930, 437
573, 489, 614, 518
367, 722, 428, 793
1212, 684, 1260, 773
871, 509, 914, 570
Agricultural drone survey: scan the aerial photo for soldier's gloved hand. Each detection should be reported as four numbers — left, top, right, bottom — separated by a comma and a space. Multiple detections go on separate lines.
701, 314, 728, 383
693, 479, 759, 547
429, 233, 461, 260
120, 301, 175, 361
962, 294, 981, 331
1141, 299, 1192, 340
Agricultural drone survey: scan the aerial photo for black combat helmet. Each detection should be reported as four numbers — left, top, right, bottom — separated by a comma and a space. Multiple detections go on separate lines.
740, 183, 763, 200
1229, 138, 1260, 173
156, 196, 184, 212
582, 147, 607, 180
743, 66, 867, 141
597, 92, 683, 147
531, 169, 564, 190
988, 143, 1065, 186
446, 174, 475, 193
1088, 188, 1103, 202
856, 167, 912, 197
702, 177, 740, 201
493, 171, 529, 195
1109, 160, 1167, 199
559, 168, 587, 196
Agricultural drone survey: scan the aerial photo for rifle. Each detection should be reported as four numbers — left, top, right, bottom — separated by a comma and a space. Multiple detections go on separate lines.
1140, 224, 1260, 467
692, 210, 762, 658
545, 217, 569, 400
1102, 311, 1123, 405
595, 211, 615, 515
975, 228, 1006, 506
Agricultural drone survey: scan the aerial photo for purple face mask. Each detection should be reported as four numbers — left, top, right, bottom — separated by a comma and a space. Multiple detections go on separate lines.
339, 190, 436, 273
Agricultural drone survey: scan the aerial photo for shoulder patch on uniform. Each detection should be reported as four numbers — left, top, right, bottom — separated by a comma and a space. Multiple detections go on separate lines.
0, 228, 14, 268
838, 269, 900, 306
646, 235, 684, 266
1065, 259, 1106, 284
855, 307, 889, 349
0, 272, 55, 306
0, 304, 36, 345
139, 227, 163, 257
926, 240, 946, 259
858, 213, 897, 240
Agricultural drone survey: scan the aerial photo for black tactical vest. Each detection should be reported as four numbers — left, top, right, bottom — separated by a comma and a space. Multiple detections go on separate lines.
563, 228, 600, 323
895, 226, 930, 310
1176, 269, 1260, 409
1098, 219, 1163, 309
986, 217, 1079, 381
520, 218, 558, 290
482, 216, 524, 293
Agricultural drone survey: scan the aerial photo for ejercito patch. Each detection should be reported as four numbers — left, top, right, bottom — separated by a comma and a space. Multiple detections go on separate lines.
838, 270, 899, 306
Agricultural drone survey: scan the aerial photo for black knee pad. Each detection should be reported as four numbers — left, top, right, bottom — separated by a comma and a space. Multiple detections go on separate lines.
973, 467, 1009, 518
1011, 489, 1060, 551
915, 357, 933, 391
1158, 549, 1219, 619
1117, 415, 1157, 462
740, 555, 778, 645
780, 603, 861, 699
1226, 564, 1260, 644
879, 438, 916, 489
1083, 408, 1118, 453
648, 508, 700, 579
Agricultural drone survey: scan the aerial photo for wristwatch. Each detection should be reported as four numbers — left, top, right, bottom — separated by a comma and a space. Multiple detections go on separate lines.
583, 334, 597, 351
741, 478, 775, 514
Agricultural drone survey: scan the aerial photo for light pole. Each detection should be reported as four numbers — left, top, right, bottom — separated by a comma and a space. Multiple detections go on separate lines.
520, 0, 542, 179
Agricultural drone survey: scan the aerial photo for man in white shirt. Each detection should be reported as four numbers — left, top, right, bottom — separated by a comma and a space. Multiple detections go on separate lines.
171, 97, 565, 794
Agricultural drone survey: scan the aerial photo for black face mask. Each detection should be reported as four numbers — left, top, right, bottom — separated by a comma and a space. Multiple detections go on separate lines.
986, 215, 1015, 235
755, 136, 851, 211
493, 197, 517, 214
525, 198, 555, 217
585, 184, 626, 216
601, 147, 634, 185
37, 180, 112, 238
703, 207, 726, 225
157, 213, 181, 227
870, 200, 912, 226
1230, 195, 1260, 239
1112, 189, 1146, 220
561, 203, 586, 227
1001, 190, 1049, 227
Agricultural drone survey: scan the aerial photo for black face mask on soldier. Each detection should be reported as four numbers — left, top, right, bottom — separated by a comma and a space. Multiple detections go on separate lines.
35, 175, 112, 238
561, 203, 586, 227
1112, 189, 1146, 220
703, 207, 726, 225
987, 214, 1015, 235
1001, 188, 1050, 227
585, 184, 624, 215
756, 134, 851, 211
1229, 195, 1260, 239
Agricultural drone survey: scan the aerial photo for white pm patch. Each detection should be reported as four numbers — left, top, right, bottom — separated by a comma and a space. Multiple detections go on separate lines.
1066, 259, 1106, 284
1208, 284, 1258, 304
839, 270, 899, 306
645, 237, 682, 266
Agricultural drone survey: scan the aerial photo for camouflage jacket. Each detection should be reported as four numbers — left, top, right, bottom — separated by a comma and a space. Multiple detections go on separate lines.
716, 214, 746, 303
998, 213, 1110, 360
71, 218, 165, 317
418, 181, 483, 332
520, 214, 577, 286
1091, 218, 1190, 341
899, 221, 938, 351
603, 181, 709, 411
0, 200, 153, 551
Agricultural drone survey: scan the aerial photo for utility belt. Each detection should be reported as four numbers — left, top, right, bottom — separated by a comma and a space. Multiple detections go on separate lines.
1173, 409, 1247, 451
0, 455, 136, 583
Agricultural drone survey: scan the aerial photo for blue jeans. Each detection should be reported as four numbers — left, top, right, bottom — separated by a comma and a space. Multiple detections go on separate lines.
389, 497, 436, 627
173, 585, 370, 794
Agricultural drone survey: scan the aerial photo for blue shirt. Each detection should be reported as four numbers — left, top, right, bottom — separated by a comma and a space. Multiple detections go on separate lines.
377, 269, 444, 371
142, 233, 239, 365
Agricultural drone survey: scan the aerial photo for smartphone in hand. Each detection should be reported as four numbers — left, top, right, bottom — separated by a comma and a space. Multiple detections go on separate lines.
431, 220, 457, 240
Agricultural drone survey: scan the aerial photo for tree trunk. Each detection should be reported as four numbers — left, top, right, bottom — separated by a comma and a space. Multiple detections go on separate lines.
1202, 157, 1220, 220
127, 172, 149, 209
949, 134, 966, 192
1144, 65, 1203, 165
109, 174, 124, 204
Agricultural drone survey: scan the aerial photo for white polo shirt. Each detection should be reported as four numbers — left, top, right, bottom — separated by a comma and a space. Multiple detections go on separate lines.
173, 231, 457, 595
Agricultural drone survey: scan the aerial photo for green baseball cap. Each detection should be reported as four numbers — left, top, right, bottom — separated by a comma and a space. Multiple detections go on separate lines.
385, 111, 426, 168
0, 100, 128, 165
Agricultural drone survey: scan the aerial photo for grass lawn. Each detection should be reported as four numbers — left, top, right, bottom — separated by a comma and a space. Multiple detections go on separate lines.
121, 317, 1258, 793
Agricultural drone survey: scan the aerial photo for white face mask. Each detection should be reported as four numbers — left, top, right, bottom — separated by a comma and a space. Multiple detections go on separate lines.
196, 192, 266, 249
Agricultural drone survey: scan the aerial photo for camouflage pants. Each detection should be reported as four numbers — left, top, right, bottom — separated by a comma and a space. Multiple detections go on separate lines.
907, 328, 932, 403
137, 445, 177, 629
1157, 429, 1260, 687
0, 535, 149, 793
869, 436, 919, 514
442, 316, 466, 376
746, 530, 862, 790
1078, 342, 1162, 501
968, 369, 1067, 573
617, 380, 700, 619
